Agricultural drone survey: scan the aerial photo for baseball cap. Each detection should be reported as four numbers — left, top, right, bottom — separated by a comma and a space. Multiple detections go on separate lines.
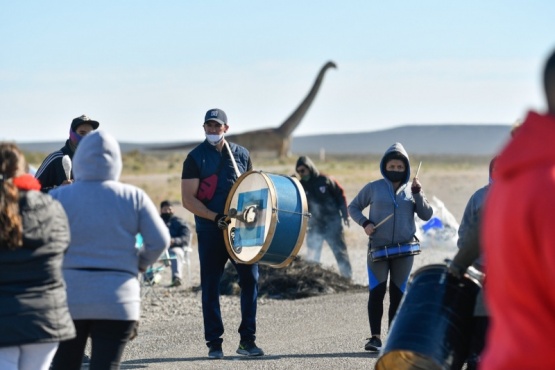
71, 114, 100, 132
204, 109, 227, 125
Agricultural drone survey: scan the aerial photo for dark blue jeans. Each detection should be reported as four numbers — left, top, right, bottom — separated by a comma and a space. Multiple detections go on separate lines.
307, 219, 352, 278
197, 228, 259, 345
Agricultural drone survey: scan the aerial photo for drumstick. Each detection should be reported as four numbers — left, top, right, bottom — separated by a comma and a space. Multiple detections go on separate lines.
373, 213, 394, 230
414, 161, 422, 179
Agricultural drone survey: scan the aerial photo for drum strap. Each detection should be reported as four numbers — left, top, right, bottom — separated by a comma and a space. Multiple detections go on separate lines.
224, 141, 242, 178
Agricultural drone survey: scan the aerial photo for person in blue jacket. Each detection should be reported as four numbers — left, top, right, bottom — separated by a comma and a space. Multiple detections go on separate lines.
181, 108, 263, 359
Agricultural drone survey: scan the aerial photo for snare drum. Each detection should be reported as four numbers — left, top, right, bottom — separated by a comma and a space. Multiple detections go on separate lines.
223, 171, 310, 268
370, 242, 421, 262
375, 264, 480, 370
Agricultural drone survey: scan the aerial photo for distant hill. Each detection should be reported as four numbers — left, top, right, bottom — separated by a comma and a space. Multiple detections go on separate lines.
291, 124, 511, 156
16, 124, 511, 156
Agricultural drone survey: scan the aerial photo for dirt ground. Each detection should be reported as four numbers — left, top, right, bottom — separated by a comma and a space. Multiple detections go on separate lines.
111, 155, 490, 369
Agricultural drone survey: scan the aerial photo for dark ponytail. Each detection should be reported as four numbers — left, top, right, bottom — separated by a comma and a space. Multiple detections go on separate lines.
0, 143, 23, 249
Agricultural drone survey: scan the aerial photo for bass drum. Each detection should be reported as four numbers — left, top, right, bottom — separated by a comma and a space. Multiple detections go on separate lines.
224, 170, 310, 268
375, 264, 481, 370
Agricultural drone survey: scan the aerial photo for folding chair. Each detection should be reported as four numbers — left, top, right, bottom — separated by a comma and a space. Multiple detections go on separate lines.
136, 234, 174, 300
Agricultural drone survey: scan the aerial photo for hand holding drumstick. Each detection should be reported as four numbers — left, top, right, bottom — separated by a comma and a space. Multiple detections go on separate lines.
411, 161, 422, 194
363, 213, 394, 236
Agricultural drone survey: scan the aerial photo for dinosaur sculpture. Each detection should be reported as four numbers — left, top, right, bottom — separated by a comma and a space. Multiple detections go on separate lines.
154, 61, 337, 157
226, 61, 336, 157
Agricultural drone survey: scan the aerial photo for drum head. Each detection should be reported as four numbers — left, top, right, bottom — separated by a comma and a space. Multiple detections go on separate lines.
224, 171, 278, 264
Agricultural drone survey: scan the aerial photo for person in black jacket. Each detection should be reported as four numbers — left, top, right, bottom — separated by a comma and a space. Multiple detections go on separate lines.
160, 200, 193, 287
296, 156, 352, 279
0, 142, 75, 370
35, 114, 99, 192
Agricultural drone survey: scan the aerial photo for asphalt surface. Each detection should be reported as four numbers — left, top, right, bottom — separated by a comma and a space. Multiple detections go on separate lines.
81, 233, 456, 369
118, 291, 381, 370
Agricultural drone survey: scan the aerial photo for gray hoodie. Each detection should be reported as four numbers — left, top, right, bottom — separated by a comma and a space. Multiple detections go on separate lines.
50, 130, 170, 320
348, 142, 433, 249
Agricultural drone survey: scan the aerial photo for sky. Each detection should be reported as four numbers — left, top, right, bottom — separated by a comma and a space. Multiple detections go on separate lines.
1, 1, 555, 144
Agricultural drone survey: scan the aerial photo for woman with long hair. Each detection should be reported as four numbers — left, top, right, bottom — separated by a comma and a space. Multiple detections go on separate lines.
0, 142, 75, 370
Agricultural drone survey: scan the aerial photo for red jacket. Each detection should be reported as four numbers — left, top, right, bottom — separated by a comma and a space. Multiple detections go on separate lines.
482, 111, 555, 369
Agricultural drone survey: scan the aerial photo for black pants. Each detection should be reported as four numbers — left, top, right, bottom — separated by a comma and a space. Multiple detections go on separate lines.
51, 319, 137, 370
197, 230, 258, 345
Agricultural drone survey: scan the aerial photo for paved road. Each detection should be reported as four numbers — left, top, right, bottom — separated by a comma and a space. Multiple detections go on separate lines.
118, 291, 383, 370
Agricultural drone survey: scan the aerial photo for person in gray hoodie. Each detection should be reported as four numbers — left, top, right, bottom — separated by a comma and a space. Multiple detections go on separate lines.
49, 131, 170, 370
348, 142, 433, 352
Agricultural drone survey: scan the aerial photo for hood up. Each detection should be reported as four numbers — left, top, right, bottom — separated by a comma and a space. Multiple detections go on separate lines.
380, 142, 411, 184
296, 155, 320, 177
73, 130, 122, 182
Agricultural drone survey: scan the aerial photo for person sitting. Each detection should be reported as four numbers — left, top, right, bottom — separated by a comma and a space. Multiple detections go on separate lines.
160, 200, 193, 287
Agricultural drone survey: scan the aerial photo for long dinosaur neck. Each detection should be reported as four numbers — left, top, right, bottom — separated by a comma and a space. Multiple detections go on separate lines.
277, 61, 337, 137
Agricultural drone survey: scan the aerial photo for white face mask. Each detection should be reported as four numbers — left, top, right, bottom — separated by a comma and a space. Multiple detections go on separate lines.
206, 133, 224, 145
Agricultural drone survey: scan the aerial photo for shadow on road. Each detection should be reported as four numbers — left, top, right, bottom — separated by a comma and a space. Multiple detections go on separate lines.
122, 351, 378, 367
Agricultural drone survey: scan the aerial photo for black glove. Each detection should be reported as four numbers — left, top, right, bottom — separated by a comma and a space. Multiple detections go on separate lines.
411, 181, 422, 194
214, 213, 230, 230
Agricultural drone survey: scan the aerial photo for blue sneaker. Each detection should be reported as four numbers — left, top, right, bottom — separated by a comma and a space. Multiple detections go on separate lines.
236, 340, 264, 356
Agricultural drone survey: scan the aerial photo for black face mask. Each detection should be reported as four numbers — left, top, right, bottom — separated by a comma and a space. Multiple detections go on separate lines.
385, 170, 406, 183
161, 213, 172, 222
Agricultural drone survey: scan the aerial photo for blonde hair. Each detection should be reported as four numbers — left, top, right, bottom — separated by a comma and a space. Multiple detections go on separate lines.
0, 143, 24, 249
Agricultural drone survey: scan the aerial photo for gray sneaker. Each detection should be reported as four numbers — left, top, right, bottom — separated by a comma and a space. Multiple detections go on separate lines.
236, 340, 264, 356
208, 343, 223, 359
364, 336, 382, 352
